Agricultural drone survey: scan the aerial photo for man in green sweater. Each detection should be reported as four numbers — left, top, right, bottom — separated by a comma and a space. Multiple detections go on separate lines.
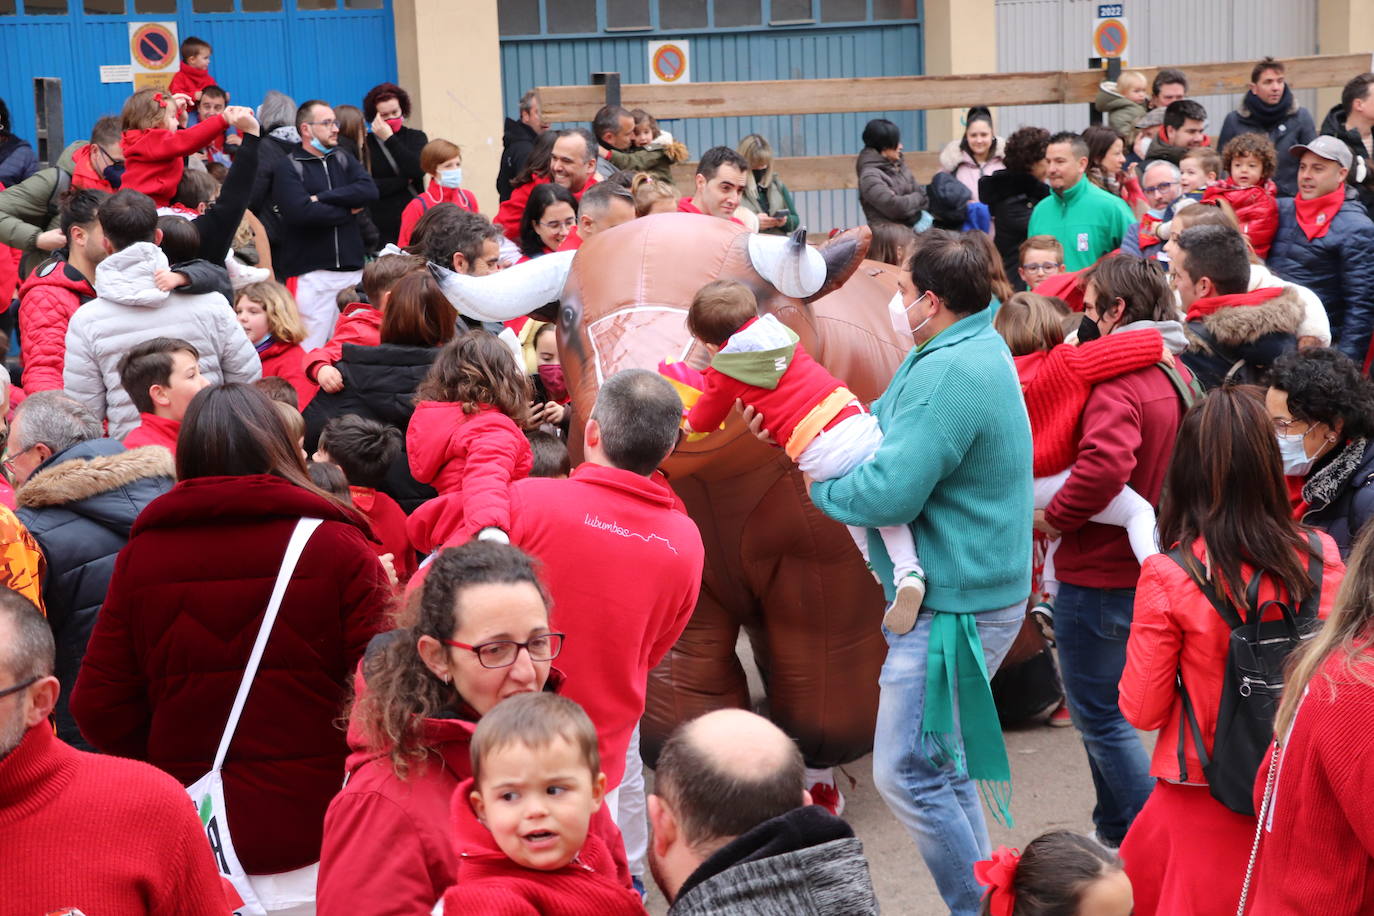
1027, 131, 1137, 271
810, 230, 1032, 916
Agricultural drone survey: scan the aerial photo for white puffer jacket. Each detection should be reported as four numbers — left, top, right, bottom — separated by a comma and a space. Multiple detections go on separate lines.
63, 242, 261, 438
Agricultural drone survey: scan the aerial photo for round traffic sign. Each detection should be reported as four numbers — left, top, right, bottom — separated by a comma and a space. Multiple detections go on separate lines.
1093, 19, 1128, 59
651, 43, 687, 83
131, 23, 176, 71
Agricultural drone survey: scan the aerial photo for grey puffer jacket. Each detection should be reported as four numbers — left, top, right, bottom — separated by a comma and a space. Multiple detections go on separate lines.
668, 806, 879, 916
856, 147, 926, 229
62, 241, 261, 438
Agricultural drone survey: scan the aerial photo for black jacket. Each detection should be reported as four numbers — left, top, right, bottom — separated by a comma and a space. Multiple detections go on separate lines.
1217, 91, 1317, 198
1319, 103, 1374, 215
1302, 436, 1374, 558
364, 126, 427, 245
302, 342, 438, 513
272, 146, 379, 277
195, 132, 260, 263
980, 169, 1050, 287
16, 440, 174, 749
498, 117, 540, 202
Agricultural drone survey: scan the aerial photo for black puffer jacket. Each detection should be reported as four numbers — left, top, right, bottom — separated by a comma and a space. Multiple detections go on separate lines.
1302, 436, 1374, 558
303, 342, 438, 513
16, 439, 174, 749
980, 169, 1050, 288
1319, 103, 1374, 215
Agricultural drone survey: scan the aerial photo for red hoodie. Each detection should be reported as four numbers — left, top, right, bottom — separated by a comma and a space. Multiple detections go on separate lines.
349, 485, 415, 581
258, 338, 317, 409
443, 777, 643, 916
122, 412, 181, 456
496, 174, 600, 242
507, 464, 704, 788
121, 114, 228, 206
17, 258, 95, 391
304, 303, 382, 382
406, 401, 533, 551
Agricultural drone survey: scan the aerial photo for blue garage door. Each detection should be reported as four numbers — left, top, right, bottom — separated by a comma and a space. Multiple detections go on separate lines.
0, 0, 396, 157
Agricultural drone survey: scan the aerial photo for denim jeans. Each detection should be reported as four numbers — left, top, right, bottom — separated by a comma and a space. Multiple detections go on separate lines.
873, 602, 1025, 916
1054, 582, 1154, 844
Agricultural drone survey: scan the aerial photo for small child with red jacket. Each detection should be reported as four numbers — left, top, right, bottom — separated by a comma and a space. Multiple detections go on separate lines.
1203, 133, 1280, 258
313, 414, 416, 581
167, 35, 216, 102
118, 337, 211, 457
442, 693, 644, 916
406, 331, 534, 553
234, 279, 317, 408
119, 88, 231, 207
681, 280, 925, 633
304, 252, 428, 392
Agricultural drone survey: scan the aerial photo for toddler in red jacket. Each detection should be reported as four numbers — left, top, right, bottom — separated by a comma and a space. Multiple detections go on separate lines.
314, 414, 416, 581
304, 252, 428, 392
119, 88, 232, 207
443, 693, 643, 915
167, 35, 216, 102
118, 336, 211, 457
406, 330, 534, 552
235, 279, 318, 408
1203, 133, 1280, 258
682, 280, 925, 632
995, 293, 1167, 597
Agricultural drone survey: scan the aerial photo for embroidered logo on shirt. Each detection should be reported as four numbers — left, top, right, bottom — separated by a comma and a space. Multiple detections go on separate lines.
1077, 232, 1090, 252
583, 513, 679, 554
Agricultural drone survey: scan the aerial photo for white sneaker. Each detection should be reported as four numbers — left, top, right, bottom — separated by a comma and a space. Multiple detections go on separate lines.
883, 572, 926, 635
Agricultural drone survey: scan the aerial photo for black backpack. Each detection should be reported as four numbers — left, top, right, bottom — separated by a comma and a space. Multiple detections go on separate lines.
1166, 531, 1323, 815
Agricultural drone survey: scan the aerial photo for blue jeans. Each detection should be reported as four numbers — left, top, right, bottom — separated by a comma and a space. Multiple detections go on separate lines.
872, 603, 1025, 916
1054, 582, 1154, 844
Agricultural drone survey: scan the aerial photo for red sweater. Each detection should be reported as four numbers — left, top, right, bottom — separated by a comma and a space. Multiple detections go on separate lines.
17, 258, 95, 391
350, 485, 415, 580
121, 115, 228, 207
406, 401, 532, 551
1045, 356, 1191, 588
123, 412, 181, 456
496, 174, 600, 241
1014, 330, 1164, 477
1249, 651, 1374, 914
397, 186, 479, 248
258, 338, 317, 409
168, 61, 216, 99
304, 304, 382, 382
0, 724, 228, 915
443, 777, 644, 916
1202, 179, 1279, 258
507, 463, 704, 788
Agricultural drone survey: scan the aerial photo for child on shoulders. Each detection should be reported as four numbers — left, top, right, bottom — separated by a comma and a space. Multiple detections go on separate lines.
119, 88, 240, 207
1203, 133, 1280, 258
313, 414, 415, 580
167, 36, 216, 102
606, 109, 688, 183
118, 337, 211, 457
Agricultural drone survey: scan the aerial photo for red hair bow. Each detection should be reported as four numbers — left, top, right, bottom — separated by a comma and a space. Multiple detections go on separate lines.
974, 846, 1021, 916
153, 92, 167, 108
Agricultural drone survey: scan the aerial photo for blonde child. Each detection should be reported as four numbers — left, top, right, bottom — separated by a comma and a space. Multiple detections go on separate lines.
975, 832, 1132, 916
1179, 147, 1222, 198
443, 694, 643, 915
396, 139, 479, 248
235, 279, 317, 408
630, 172, 680, 217
119, 88, 245, 206
1094, 70, 1149, 137
405, 330, 534, 553
607, 109, 687, 183
1202, 132, 1280, 257
304, 253, 427, 392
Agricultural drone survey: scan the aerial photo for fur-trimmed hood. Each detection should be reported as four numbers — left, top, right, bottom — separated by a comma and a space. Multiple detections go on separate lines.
18, 442, 174, 515
1185, 285, 1305, 350
939, 137, 1007, 174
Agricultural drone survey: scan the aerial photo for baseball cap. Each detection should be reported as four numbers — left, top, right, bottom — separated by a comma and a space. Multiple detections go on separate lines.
1134, 108, 1165, 130
1290, 135, 1353, 169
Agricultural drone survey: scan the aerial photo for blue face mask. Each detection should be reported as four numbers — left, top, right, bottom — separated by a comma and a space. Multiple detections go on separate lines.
438, 167, 463, 189
310, 135, 331, 155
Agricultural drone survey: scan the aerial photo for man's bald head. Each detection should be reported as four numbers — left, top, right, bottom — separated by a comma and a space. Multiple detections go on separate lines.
655, 709, 805, 851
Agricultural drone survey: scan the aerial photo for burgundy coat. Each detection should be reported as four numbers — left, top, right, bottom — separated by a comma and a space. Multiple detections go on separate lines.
70, 474, 392, 875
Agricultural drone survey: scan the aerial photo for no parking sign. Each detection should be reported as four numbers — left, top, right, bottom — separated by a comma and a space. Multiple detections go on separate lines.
1091, 4, 1128, 60
128, 21, 179, 92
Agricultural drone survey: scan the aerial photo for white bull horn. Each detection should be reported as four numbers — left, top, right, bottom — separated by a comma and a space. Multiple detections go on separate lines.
430, 250, 576, 323
746, 228, 827, 299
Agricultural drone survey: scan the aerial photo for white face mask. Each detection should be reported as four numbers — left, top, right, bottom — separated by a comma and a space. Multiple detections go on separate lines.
888, 290, 930, 339
438, 167, 463, 189
1276, 430, 1317, 476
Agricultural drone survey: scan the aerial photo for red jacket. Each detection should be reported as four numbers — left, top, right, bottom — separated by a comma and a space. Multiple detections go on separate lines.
316, 663, 628, 916
0, 183, 17, 308
168, 62, 215, 99
350, 485, 415, 581
508, 463, 704, 788
122, 412, 181, 456
1045, 352, 1191, 589
1014, 330, 1164, 477
406, 401, 532, 550
1249, 652, 1374, 914
1119, 532, 1343, 782
442, 777, 644, 916
304, 303, 382, 382
18, 258, 95, 391
1202, 179, 1279, 258
70, 474, 392, 875
121, 115, 228, 207
397, 186, 479, 248
259, 338, 317, 409
0, 724, 229, 916
496, 174, 600, 241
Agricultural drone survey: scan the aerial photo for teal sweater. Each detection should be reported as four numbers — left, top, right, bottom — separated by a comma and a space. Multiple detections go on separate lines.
1026, 174, 1137, 271
811, 308, 1033, 613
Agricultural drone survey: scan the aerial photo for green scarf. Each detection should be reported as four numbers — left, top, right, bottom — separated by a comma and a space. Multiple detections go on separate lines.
922, 611, 1014, 827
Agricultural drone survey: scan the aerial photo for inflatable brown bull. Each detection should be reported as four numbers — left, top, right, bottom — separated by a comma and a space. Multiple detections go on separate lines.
438, 214, 912, 767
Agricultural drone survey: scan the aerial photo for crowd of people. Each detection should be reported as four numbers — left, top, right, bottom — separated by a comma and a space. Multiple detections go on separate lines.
1, 36, 1374, 916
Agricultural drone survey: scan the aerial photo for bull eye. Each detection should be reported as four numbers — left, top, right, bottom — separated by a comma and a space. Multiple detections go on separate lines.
560, 301, 581, 331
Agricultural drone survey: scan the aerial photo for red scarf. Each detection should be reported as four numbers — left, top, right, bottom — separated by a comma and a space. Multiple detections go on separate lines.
175, 61, 215, 95
1294, 187, 1345, 241
1185, 284, 1284, 322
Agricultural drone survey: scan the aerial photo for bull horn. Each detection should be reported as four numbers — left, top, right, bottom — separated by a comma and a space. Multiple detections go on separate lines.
747, 228, 827, 299
430, 250, 575, 323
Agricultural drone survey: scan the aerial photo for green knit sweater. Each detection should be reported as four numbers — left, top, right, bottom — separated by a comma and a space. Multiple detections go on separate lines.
811, 308, 1033, 613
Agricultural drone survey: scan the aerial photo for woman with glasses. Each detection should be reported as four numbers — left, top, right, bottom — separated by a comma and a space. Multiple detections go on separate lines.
317, 541, 626, 915
1267, 347, 1374, 557
517, 182, 578, 261
70, 383, 393, 915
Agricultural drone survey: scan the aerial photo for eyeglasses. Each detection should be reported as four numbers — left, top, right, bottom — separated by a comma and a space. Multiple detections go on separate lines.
1021, 262, 1061, 274
309, 120, 339, 129
442, 633, 565, 669
1143, 181, 1177, 195
2, 444, 38, 479
538, 217, 577, 232
1272, 416, 1309, 434
0, 677, 37, 702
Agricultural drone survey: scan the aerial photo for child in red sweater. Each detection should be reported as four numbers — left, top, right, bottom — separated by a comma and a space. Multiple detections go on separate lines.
314, 414, 416, 581
406, 330, 534, 552
304, 252, 428, 392
682, 280, 925, 632
995, 293, 1167, 597
119, 88, 236, 207
235, 279, 317, 408
443, 693, 644, 915
1203, 133, 1280, 258
167, 35, 216, 101
118, 336, 211, 456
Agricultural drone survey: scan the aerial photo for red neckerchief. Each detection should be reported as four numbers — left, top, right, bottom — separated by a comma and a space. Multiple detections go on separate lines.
1136, 211, 1165, 249
1294, 187, 1345, 241
1184, 284, 1284, 322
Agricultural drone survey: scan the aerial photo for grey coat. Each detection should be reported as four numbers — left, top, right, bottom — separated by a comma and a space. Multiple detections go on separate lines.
856, 147, 926, 230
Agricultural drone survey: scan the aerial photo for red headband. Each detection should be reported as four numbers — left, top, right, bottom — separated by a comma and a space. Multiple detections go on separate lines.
974, 846, 1021, 916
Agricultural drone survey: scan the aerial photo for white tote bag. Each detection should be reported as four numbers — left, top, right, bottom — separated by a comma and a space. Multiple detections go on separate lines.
187, 518, 323, 916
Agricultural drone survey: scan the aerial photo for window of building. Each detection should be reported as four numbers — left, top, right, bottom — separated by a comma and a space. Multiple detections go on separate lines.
770, 0, 813, 23
873, 0, 916, 19
296, 0, 337, 9
242, 0, 282, 9
132, 0, 174, 11
192, 0, 233, 11
658, 0, 705, 30
606, 0, 649, 29
713, 0, 759, 28
0, 0, 18, 13
343, 0, 382, 8
84, 0, 124, 13
820, 0, 865, 21
546, 0, 595, 33
23, 0, 68, 12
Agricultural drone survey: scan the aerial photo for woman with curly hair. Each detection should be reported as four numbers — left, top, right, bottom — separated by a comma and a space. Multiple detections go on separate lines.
1084, 124, 1145, 215
979, 125, 1052, 288
360, 82, 429, 245
1266, 347, 1374, 556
